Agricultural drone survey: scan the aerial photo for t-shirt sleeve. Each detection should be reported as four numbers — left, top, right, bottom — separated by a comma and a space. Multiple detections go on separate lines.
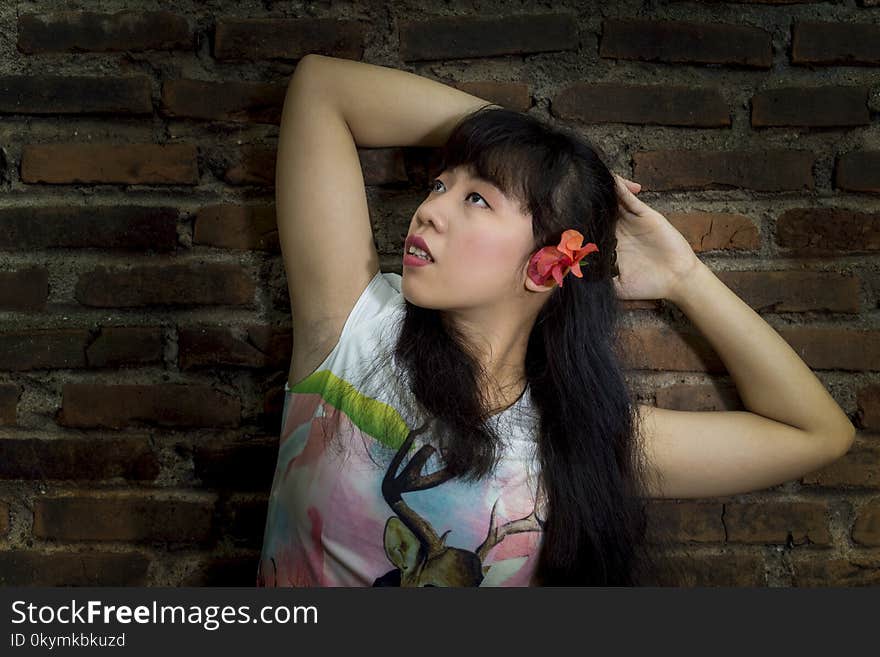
337, 270, 402, 345
287, 270, 402, 390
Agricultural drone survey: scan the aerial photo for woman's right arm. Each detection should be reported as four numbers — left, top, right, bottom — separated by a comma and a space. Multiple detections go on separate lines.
279, 55, 493, 386
297, 53, 498, 147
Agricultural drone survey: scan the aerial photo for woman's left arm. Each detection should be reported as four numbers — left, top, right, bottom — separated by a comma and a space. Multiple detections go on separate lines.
666, 259, 855, 444
611, 175, 856, 499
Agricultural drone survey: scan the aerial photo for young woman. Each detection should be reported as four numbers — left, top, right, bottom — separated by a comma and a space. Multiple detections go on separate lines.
256, 54, 856, 587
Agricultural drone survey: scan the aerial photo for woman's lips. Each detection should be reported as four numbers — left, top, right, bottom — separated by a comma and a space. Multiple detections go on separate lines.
403, 253, 433, 267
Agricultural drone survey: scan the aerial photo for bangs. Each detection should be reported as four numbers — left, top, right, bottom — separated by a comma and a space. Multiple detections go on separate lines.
433, 107, 558, 216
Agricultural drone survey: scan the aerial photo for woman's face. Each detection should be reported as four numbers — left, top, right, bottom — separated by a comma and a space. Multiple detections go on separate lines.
402, 164, 536, 311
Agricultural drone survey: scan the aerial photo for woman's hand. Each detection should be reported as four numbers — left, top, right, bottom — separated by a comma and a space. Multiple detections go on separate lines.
610, 174, 702, 302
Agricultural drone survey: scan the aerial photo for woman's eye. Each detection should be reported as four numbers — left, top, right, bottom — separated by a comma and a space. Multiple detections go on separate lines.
428, 179, 489, 208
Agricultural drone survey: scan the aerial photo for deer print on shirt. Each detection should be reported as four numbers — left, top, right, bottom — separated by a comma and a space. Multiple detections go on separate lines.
373, 421, 545, 587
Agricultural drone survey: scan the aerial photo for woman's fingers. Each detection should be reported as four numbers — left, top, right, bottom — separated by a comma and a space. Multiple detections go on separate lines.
614, 174, 647, 214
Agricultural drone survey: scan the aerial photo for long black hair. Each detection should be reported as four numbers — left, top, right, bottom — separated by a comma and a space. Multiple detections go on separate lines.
343, 106, 678, 586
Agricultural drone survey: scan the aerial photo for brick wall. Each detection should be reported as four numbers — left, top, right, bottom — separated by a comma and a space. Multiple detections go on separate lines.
0, 1, 877, 587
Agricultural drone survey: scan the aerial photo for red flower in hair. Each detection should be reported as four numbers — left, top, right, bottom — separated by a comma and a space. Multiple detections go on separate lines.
527, 229, 599, 288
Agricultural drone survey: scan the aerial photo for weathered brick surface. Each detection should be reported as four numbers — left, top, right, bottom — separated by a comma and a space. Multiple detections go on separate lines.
0, 75, 152, 114
856, 384, 880, 430
645, 501, 725, 543
622, 325, 880, 372
58, 383, 241, 429
802, 439, 880, 488
790, 555, 880, 586
600, 19, 772, 68
835, 152, 880, 193
194, 204, 280, 251
751, 86, 869, 127
777, 207, 880, 253
453, 81, 531, 112
725, 501, 832, 545
633, 150, 815, 191
553, 83, 730, 127
400, 14, 577, 62
0, 501, 8, 537
177, 325, 287, 370
0, 550, 150, 586
0, 329, 89, 371
221, 497, 269, 548
85, 327, 164, 367
18, 10, 191, 53
792, 21, 880, 66
33, 494, 215, 543
654, 383, 744, 411
214, 18, 364, 61
0, 205, 179, 251
0, 437, 159, 481
161, 79, 286, 123
75, 263, 255, 307
21, 143, 199, 184
358, 148, 408, 185
665, 212, 760, 252
852, 500, 880, 546
650, 552, 765, 586
714, 270, 860, 313
0, 384, 19, 426
0, 267, 48, 311
218, 145, 275, 185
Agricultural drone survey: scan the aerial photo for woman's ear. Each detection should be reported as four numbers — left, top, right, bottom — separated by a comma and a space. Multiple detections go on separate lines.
523, 255, 557, 293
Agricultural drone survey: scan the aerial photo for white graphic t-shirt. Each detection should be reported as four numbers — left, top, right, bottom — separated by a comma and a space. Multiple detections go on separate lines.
257, 270, 546, 587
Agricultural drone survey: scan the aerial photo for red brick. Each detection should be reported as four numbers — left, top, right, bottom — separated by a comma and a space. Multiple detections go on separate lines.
618, 326, 725, 373
400, 14, 577, 62
792, 21, 880, 66
0, 384, 19, 426
0, 550, 149, 585
725, 501, 832, 545
751, 86, 869, 127
0, 501, 8, 537
777, 207, 880, 253
553, 83, 729, 127
650, 552, 764, 586
0, 437, 158, 480
453, 81, 531, 112
665, 212, 759, 252
600, 19, 771, 68
856, 384, 880, 430
214, 18, 363, 61
194, 204, 279, 251
655, 383, 744, 411
85, 327, 164, 367
0, 328, 89, 371
774, 328, 880, 371
633, 150, 814, 191
18, 10, 191, 53
645, 501, 725, 543
161, 79, 285, 124
21, 143, 199, 184
0, 267, 47, 311
836, 151, 880, 194
0, 205, 179, 251
0, 75, 152, 114
359, 148, 408, 185
802, 438, 880, 489
790, 555, 880, 586
853, 500, 880, 546
218, 145, 274, 185
33, 494, 215, 543
177, 325, 287, 370
715, 270, 860, 313
58, 383, 240, 429
75, 263, 255, 307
